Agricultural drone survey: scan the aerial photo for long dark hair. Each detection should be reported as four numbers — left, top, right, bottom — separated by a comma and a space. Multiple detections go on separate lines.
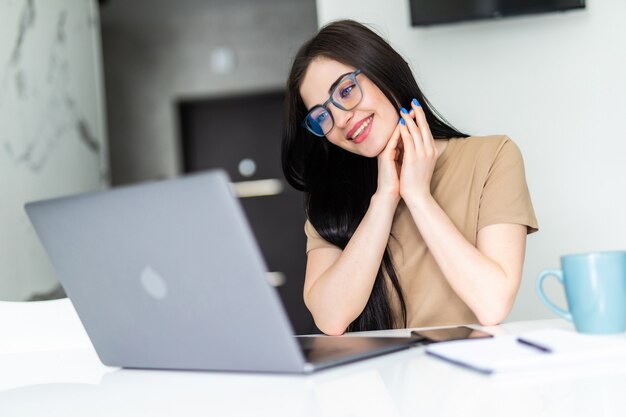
282, 20, 467, 331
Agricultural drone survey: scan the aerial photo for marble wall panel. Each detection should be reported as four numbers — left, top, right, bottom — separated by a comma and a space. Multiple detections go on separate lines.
0, 0, 108, 300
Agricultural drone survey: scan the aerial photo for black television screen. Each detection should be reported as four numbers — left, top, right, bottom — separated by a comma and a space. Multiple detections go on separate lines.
409, 0, 586, 26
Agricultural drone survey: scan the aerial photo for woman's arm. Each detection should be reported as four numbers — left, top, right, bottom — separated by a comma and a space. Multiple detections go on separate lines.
303, 125, 402, 335
398, 101, 527, 325
304, 194, 397, 335
405, 195, 527, 325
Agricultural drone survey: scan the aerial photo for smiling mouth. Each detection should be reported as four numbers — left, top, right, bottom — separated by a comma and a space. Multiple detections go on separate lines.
349, 115, 374, 140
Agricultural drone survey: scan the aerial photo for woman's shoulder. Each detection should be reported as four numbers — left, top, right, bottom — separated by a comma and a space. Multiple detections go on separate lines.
454, 134, 514, 148
450, 134, 521, 160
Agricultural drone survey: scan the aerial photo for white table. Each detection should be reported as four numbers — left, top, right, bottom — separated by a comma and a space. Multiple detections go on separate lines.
1, 299, 626, 417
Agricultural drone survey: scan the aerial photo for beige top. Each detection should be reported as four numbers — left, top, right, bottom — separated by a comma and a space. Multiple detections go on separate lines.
304, 135, 539, 328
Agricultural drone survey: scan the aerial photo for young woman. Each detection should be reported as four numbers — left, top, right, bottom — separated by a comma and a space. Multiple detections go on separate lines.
282, 20, 538, 335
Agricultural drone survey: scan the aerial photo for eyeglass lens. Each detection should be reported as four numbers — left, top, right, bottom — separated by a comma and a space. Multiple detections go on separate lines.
306, 73, 362, 136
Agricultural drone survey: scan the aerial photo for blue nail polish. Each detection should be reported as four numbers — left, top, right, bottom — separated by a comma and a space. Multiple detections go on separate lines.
400, 107, 408, 114
400, 118, 405, 125
412, 98, 421, 107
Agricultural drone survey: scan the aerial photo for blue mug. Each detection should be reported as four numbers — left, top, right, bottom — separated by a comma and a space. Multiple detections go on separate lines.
536, 251, 626, 334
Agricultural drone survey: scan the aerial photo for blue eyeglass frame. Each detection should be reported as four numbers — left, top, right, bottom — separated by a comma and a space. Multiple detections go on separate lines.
302, 69, 363, 137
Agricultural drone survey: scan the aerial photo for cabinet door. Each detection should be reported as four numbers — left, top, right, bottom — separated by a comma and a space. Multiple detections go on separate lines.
178, 91, 316, 334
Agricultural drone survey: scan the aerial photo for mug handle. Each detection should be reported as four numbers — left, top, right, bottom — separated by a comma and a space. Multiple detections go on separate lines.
536, 269, 573, 321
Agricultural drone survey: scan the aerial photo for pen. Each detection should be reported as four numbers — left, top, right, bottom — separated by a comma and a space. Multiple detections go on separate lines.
516, 337, 553, 353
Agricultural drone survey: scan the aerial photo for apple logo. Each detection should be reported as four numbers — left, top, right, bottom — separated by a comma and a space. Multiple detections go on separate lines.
140, 265, 168, 299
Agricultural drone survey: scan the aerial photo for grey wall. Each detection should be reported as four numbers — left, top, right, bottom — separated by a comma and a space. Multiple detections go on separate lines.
99, 0, 318, 185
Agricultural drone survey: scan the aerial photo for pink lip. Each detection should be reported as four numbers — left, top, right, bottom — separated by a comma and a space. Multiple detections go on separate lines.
347, 115, 374, 144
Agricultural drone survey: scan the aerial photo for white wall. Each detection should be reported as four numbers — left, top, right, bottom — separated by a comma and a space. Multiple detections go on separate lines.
316, 0, 626, 321
0, 0, 108, 300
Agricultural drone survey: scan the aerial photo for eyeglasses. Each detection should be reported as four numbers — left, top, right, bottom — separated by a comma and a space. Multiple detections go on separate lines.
302, 69, 363, 137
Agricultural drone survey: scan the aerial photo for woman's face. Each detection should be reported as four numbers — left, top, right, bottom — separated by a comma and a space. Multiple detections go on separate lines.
299, 57, 398, 158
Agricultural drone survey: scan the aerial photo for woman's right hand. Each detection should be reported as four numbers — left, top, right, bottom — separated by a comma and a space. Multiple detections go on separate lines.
376, 124, 402, 202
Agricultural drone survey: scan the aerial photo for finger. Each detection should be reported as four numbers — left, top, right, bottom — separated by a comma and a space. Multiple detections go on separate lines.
384, 124, 401, 155
411, 99, 435, 154
397, 133, 404, 152
395, 129, 404, 164
398, 116, 416, 163
378, 124, 401, 167
400, 107, 425, 156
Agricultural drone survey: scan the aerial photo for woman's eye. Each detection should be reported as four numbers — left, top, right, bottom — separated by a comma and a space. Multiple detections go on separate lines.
340, 84, 355, 99
316, 111, 329, 123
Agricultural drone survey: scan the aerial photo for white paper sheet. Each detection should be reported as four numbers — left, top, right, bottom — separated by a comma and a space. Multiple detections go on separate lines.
425, 329, 626, 374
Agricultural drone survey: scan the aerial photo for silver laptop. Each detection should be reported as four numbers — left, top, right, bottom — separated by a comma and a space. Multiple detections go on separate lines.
25, 170, 416, 373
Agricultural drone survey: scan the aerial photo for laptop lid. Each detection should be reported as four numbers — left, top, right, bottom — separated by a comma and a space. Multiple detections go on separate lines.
25, 170, 307, 373
26, 170, 417, 373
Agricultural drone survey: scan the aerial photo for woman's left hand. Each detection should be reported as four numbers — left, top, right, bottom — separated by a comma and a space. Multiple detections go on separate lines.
397, 99, 439, 203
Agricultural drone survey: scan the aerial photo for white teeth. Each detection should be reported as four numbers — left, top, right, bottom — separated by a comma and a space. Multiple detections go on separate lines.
351, 116, 373, 139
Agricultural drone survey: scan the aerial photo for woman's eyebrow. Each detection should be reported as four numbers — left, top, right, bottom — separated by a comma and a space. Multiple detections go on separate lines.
328, 71, 353, 94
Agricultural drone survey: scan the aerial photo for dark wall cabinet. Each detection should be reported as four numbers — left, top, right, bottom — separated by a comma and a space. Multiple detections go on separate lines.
178, 91, 317, 334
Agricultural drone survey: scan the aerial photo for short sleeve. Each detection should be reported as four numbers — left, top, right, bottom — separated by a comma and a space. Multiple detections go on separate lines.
304, 220, 340, 253
477, 138, 539, 234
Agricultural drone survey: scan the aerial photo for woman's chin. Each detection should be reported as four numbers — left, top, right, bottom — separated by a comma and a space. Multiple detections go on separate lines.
363, 141, 387, 158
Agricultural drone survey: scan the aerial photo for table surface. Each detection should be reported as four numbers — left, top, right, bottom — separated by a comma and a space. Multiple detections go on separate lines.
1, 299, 626, 417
